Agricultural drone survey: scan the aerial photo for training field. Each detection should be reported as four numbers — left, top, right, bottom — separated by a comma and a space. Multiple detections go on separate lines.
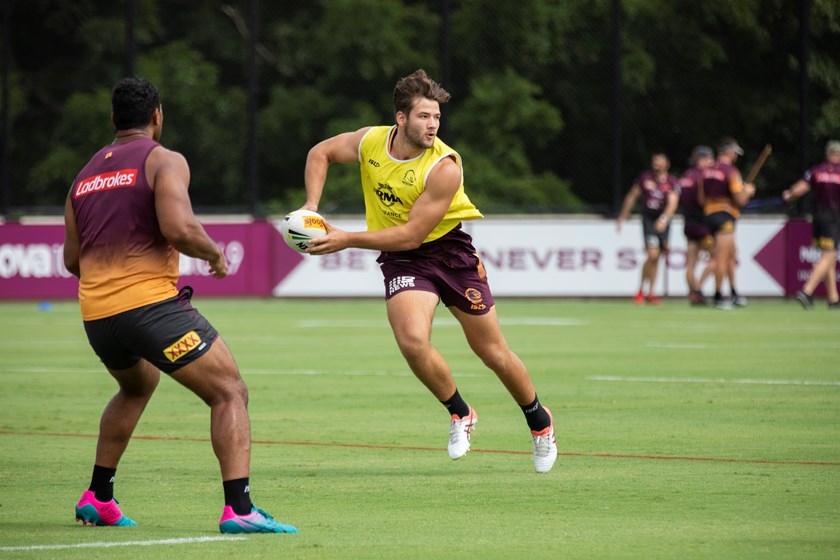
0, 297, 838, 559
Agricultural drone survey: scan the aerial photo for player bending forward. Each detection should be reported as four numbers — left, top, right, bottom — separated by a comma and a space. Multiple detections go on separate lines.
300, 69, 557, 473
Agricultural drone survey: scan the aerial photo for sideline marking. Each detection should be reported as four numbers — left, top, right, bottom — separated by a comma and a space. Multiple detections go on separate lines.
1, 430, 837, 467
588, 375, 840, 386
0, 536, 246, 552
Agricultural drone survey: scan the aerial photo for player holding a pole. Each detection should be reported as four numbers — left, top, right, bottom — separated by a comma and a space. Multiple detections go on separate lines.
699, 138, 755, 309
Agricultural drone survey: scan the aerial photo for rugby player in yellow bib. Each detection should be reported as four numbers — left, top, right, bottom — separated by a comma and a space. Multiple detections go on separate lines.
301, 69, 557, 473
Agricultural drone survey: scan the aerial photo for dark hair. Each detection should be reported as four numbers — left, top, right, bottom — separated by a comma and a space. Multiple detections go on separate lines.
393, 69, 450, 117
111, 77, 160, 131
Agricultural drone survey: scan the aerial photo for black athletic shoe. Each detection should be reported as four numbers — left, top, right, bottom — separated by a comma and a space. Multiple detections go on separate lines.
689, 290, 706, 306
795, 290, 814, 309
828, 300, 840, 310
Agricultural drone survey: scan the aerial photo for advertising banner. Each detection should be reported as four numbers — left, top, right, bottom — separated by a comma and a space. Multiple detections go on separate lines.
1, 216, 829, 300
785, 219, 840, 297
271, 217, 791, 298
0, 220, 281, 300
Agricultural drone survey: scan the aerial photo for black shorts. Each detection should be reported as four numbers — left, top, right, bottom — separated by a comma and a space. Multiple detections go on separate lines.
377, 225, 494, 315
813, 213, 840, 251
83, 286, 218, 373
706, 211, 736, 236
642, 215, 670, 250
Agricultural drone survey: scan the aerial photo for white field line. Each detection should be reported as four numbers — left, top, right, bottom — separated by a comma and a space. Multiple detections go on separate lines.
588, 376, 840, 386
0, 536, 246, 552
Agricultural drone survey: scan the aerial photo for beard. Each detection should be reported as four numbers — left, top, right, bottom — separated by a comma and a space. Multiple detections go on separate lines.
404, 123, 435, 150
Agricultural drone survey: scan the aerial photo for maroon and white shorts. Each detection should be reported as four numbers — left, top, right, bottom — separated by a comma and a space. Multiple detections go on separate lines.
377, 225, 494, 315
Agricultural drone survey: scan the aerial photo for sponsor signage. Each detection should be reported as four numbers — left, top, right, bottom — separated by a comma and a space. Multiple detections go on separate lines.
0, 217, 832, 300
73, 169, 138, 198
271, 218, 792, 297
0, 221, 281, 299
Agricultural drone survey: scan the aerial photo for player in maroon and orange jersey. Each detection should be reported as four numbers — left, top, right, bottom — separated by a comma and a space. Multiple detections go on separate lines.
64, 77, 296, 533
698, 138, 755, 308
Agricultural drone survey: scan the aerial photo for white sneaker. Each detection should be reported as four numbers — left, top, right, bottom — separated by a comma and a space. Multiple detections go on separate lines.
448, 407, 477, 460
714, 298, 733, 310
531, 408, 557, 473
732, 295, 748, 307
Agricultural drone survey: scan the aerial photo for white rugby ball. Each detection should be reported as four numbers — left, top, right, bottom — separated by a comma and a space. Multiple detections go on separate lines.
281, 209, 327, 253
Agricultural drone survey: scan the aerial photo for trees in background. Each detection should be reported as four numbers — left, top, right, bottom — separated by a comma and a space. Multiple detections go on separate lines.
2, 0, 839, 214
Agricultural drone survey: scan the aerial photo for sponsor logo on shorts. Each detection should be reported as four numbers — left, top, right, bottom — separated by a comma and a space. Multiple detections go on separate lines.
817, 237, 836, 250
163, 330, 202, 362
388, 276, 415, 295
74, 168, 138, 198
465, 287, 487, 311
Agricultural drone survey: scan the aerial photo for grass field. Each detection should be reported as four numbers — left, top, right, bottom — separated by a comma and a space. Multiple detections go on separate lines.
1, 297, 838, 559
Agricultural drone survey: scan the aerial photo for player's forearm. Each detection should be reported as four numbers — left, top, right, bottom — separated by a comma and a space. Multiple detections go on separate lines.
733, 191, 751, 207
662, 193, 679, 219
345, 225, 426, 252
167, 220, 223, 262
303, 148, 330, 211
783, 180, 809, 201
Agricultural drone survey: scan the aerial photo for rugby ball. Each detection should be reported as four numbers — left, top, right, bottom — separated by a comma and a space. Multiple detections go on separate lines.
281, 209, 327, 253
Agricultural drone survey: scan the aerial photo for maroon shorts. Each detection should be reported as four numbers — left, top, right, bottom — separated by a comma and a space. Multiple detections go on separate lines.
683, 220, 709, 242
377, 225, 494, 315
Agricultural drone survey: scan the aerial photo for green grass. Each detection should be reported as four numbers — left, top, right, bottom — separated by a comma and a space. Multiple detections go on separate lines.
1, 297, 839, 559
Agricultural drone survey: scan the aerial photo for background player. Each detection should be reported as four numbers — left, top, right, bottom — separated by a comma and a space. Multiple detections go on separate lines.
714, 137, 754, 307
698, 138, 755, 308
783, 139, 840, 309
616, 152, 680, 304
678, 146, 716, 305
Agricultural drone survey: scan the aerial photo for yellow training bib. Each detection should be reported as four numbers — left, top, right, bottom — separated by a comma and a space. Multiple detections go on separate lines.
358, 126, 483, 242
